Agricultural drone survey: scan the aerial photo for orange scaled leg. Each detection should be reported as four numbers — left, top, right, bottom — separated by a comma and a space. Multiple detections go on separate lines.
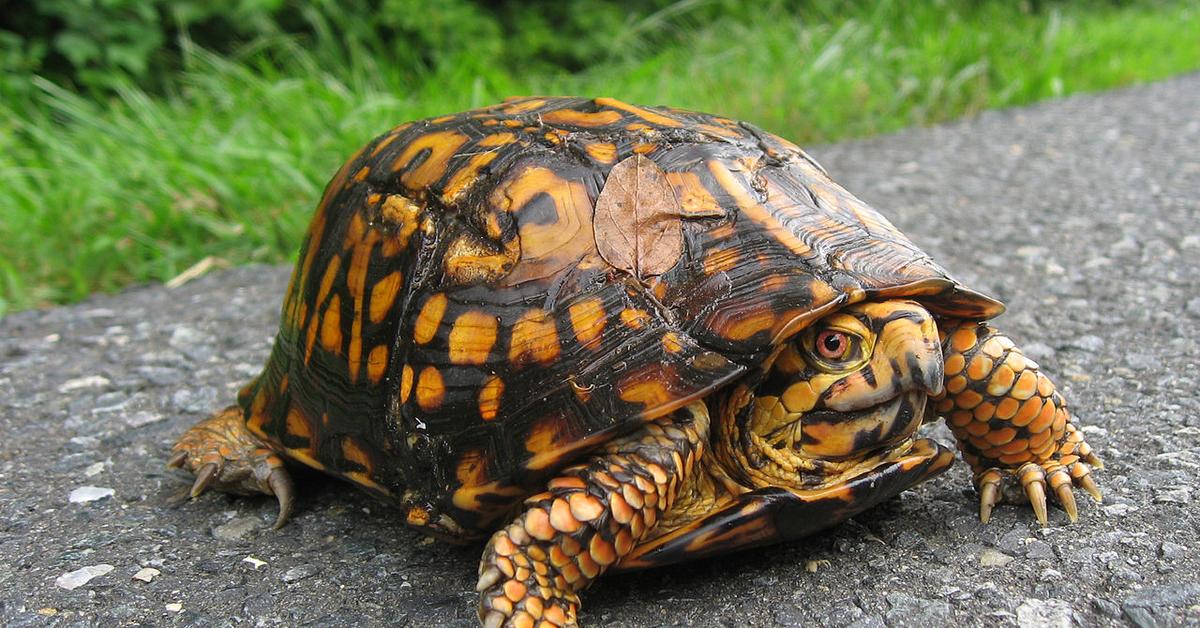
933, 321, 1102, 525
476, 403, 708, 628
167, 406, 295, 528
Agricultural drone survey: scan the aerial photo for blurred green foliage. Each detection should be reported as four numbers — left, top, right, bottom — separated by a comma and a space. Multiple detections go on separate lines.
8, 0, 1121, 95
0, 0, 713, 93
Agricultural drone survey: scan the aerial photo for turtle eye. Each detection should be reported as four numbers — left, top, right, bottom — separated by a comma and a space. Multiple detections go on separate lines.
801, 326, 866, 373
816, 330, 849, 360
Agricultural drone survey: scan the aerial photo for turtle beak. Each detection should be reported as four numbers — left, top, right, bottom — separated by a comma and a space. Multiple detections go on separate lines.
876, 307, 944, 398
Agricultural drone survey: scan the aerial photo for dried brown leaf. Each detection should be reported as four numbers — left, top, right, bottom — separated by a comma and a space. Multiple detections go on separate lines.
593, 155, 684, 279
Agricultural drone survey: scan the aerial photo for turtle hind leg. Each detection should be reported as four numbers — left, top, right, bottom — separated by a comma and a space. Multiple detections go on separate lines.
167, 405, 295, 528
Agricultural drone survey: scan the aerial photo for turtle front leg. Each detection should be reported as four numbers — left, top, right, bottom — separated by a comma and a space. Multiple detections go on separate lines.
167, 406, 295, 528
933, 320, 1103, 525
476, 402, 708, 628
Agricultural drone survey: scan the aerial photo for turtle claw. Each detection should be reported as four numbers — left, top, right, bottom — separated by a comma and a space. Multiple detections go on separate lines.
166, 450, 188, 469
1046, 466, 1078, 523
1055, 482, 1079, 523
978, 471, 1001, 524
1019, 466, 1049, 526
267, 468, 295, 529
190, 462, 220, 498
476, 566, 503, 592
1077, 473, 1103, 502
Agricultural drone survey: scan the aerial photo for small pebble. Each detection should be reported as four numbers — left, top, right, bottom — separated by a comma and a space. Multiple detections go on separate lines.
1025, 540, 1056, 560
1016, 598, 1076, 628
82, 462, 106, 477
165, 603, 183, 613
69, 486, 115, 503
1102, 503, 1136, 516
212, 516, 262, 542
281, 564, 320, 583
123, 411, 164, 428
1159, 541, 1187, 560
57, 375, 110, 393
132, 567, 160, 583
1152, 486, 1191, 504
980, 549, 1014, 567
56, 564, 114, 590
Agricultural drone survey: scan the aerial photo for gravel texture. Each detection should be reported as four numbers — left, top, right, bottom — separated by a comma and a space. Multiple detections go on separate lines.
2, 75, 1199, 627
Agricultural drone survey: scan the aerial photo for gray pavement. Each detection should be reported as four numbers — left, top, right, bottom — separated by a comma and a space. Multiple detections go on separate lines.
2, 74, 1199, 627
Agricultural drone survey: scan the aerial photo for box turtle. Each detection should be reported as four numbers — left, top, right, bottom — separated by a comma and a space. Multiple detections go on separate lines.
168, 97, 1103, 627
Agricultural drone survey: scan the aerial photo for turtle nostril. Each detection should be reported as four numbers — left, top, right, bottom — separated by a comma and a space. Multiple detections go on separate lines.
906, 350, 944, 396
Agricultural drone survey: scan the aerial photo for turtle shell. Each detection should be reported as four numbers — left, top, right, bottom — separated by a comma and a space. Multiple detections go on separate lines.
237, 97, 1004, 535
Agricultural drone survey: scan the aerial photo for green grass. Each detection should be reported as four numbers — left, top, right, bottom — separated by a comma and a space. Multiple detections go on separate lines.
3, 0, 1199, 316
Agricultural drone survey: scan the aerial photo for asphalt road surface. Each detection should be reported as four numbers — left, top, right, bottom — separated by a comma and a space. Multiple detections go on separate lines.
2, 74, 1198, 627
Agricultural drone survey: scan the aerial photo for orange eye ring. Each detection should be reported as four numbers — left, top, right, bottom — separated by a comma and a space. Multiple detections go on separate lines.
815, 330, 850, 360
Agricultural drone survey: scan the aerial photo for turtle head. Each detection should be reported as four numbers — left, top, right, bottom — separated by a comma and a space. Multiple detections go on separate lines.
716, 300, 946, 488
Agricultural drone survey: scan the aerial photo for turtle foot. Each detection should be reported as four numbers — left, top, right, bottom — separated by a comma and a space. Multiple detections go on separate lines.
976, 454, 1101, 526
168, 406, 295, 528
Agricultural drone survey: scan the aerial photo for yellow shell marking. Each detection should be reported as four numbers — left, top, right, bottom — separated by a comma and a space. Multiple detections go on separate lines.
723, 310, 776, 341
455, 449, 488, 485
478, 375, 505, 421
285, 406, 313, 442
368, 271, 404, 324
415, 366, 445, 412
491, 165, 594, 284
568, 298, 607, 350
617, 379, 672, 408
509, 308, 561, 366
345, 227, 376, 382
319, 294, 343, 354
399, 364, 414, 403
664, 171, 725, 217
342, 437, 388, 494
413, 294, 448, 345
441, 151, 500, 205
620, 308, 650, 329
594, 97, 682, 127
288, 208, 327, 327
696, 123, 742, 139
478, 132, 517, 147
367, 345, 389, 385
708, 160, 814, 259
703, 247, 740, 275
305, 256, 342, 362
379, 195, 422, 256
584, 142, 618, 164
501, 98, 548, 114
443, 233, 516, 286
369, 132, 399, 157
542, 109, 623, 127
393, 130, 469, 189
448, 310, 499, 366
525, 418, 565, 455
